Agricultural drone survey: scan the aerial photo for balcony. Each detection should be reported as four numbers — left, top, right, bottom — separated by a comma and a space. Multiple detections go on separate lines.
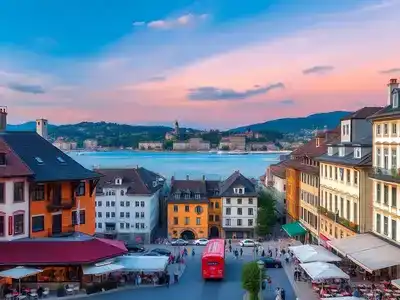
46, 198, 75, 212
318, 206, 359, 233
48, 225, 76, 237
370, 167, 400, 184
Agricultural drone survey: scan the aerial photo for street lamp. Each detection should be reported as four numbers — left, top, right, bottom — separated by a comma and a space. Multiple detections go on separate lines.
257, 260, 264, 300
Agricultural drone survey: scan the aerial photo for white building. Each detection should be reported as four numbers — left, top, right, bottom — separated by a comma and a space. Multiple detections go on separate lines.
94, 167, 166, 243
138, 141, 163, 150
0, 108, 32, 241
264, 161, 287, 218
84, 139, 98, 150
173, 138, 210, 151
220, 171, 258, 238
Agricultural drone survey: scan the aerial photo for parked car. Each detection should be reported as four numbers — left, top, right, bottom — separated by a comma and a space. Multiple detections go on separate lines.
260, 257, 282, 268
239, 239, 257, 247
125, 243, 145, 253
194, 238, 209, 246
143, 252, 162, 256
150, 248, 172, 256
171, 239, 189, 246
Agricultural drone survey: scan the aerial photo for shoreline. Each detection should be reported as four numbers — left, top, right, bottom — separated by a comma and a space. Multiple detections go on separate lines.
67, 150, 291, 154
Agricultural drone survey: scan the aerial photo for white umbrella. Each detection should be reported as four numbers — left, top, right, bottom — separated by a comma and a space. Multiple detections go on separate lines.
0, 266, 43, 292
300, 262, 350, 281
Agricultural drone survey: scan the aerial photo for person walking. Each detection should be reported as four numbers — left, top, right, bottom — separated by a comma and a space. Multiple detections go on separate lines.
229, 244, 232, 253
240, 248, 243, 257
280, 288, 286, 300
261, 249, 265, 257
174, 267, 179, 284
255, 247, 259, 256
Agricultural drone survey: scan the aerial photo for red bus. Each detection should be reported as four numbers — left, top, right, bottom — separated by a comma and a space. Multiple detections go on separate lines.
201, 238, 225, 279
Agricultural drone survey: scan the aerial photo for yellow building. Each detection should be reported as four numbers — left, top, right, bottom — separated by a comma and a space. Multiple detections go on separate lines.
167, 177, 210, 239
206, 180, 223, 238
316, 107, 380, 244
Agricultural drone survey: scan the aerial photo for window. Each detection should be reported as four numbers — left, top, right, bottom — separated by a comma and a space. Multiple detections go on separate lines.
195, 206, 203, 214
346, 169, 351, 184
13, 182, 24, 202
215, 215, 220, 222
195, 193, 200, 199
32, 216, 44, 232
185, 205, 190, 212
174, 205, 178, 212
33, 184, 45, 201
226, 208, 231, 215
120, 223, 124, 229
76, 182, 85, 196
392, 219, 397, 241
248, 208, 253, 215
209, 215, 214, 222
248, 198, 253, 205
111, 201, 115, 207
141, 223, 145, 229
338, 147, 345, 157
209, 202, 214, 209
376, 148, 381, 167
234, 188, 244, 194
106, 201, 110, 207
226, 198, 231, 204
237, 219, 242, 226
237, 198, 242, 205
0, 183, 4, 204
393, 187, 397, 207
376, 213, 381, 233
14, 214, 24, 235
121, 190, 125, 196
335, 167, 338, 180
97, 201, 102, 207
135, 223, 140, 229
384, 148, 389, 169
339, 168, 344, 181
215, 202, 220, 208
237, 208, 242, 215
98, 222, 102, 229
393, 123, 398, 134
392, 149, 397, 169
120, 212, 124, 218
106, 212, 110, 218
353, 202, 357, 223
135, 212, 139, 218
376, 183, 381, 203
126, 212, 130, 218
354, 147, 361, 159
0, 216, 4, 237
346, 200, 350, 220
248, 219, 253, 226
376, 124, 381, 135
329, 166, 332, 178
184, 217, 190, 225
126, 201, 130, 207
328, 147, 333, 156
173, 217, 178, 225
141, 212, 144, 218
225, 219, 231, 226
384, 123, 388, 135
135, 201, 139, 207
35, 157, 44, 164
120, 201, 124, 207
196, 217, 201, 225
384, 216, 389, 235
111, 212, 115, 217
354, 171, 358, 185
141, 201, 145, 207
97, 212, 102, 218
71, 211, 85, 225
384, 185, 389, 205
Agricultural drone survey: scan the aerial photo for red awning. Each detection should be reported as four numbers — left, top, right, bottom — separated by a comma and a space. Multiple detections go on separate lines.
0, 237, 127, 266
319, 234, 331, 249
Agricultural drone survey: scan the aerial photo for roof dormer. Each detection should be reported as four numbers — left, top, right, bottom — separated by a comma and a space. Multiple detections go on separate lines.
393, 89, 399, 109
115, 177, 122, 185
0, 153, 6, 166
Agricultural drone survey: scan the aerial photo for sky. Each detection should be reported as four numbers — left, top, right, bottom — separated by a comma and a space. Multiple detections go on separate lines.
0, 0, 399, 129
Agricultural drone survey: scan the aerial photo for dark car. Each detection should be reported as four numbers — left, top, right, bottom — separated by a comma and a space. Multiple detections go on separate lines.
143, 252, 162, 256
260, 257, 282, 268
126, 243, 145, 253
151, 248, 172, 256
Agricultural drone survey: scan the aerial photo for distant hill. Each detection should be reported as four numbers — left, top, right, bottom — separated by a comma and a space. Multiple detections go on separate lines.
230, 111, 351, 133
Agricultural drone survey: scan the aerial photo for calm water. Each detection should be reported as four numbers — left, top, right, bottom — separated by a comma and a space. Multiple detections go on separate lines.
68, 151, 282, 180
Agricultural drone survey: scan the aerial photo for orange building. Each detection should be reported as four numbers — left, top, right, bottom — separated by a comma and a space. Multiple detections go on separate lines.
206, 180, 222, 238
0, 131, 101, 237
285, 167, 301, 222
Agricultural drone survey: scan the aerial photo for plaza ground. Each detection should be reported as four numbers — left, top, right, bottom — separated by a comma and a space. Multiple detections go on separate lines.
83, 243, 295, 300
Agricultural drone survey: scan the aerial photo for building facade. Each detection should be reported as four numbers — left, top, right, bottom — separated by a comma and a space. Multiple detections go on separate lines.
173, 138, 210, 151
264, 161, 287, 221
94, 167, 165, 243
167, 177, 210, 239
83, 139, 98, 150
219, 136, 246, 151
206, 180, 222, 238
221, 171, 258, 239
138, 141, 163, 150
317, 107, 380, 244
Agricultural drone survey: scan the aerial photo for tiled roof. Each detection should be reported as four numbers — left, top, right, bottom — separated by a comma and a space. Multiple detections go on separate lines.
270, 160, 290, 179
341, 107, 383, 120
205, 180, 220, 197
284, 160, 319, 175
368, 89, 400, 120
0, 235, 127, 265
219, 171, 257, 197
0, 132, 101, 182
291, 131, 340, 158
0, 139, 33, 178
169, 179, 209, 203
316, 152, 372, 167
95, 167, 165, 195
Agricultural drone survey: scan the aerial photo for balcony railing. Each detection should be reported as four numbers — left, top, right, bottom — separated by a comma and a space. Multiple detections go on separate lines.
46, 198, 75, 212
318, 206, 359, 233
48, 225, 75, 237
370, 167, 400, 183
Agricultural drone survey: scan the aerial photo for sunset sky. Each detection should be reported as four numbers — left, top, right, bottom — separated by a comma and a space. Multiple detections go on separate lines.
0, 0, 399, 129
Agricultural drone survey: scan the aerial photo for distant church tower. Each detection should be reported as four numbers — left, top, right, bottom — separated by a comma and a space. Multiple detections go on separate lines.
174, 120, 180, 137
36, 118, 48, 140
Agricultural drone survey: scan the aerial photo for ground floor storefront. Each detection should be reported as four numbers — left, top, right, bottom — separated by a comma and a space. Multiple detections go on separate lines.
281, 221, 306, 244
222, 228, 255, 239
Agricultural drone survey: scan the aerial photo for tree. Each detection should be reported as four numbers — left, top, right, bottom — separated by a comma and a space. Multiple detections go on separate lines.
242, 262, 261, 300
256, 190, 277, 236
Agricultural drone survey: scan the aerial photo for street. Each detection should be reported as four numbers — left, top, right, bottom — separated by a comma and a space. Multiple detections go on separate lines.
91, 243, 296, 300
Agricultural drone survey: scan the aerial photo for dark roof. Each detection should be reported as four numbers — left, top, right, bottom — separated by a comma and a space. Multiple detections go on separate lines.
0, 234, 127, 265
341, 107, 383, 120
328, 135, 373, 147
316, 152, 372, 167
205, 180, 220, 197
0, 139, 33, 178
0, 132, 101, 182
169, 179, 209, 203
368, 89, 400, 120
219, 171, 257, 197
95, 167, 165, 195
284, 160, 319, 175
291, 131, 340, 158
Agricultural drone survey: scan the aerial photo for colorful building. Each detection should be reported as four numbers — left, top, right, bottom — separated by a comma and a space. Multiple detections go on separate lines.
316, 107, 380, 244
206, 180, 222, 238
167, 176, 210, 239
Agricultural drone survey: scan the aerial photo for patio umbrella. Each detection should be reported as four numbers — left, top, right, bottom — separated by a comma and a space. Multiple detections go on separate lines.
0, 266, 43, 292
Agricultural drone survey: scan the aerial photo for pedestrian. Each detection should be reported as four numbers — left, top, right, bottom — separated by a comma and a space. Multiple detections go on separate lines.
137, 273, 142, 285
275, 248, 278, 257
261, 249, 265, 257
165, 271, 170, 288
174, 268, 179, 283
229, 244, 232, 252
192, 248, 195, 256
234, 249, 239, 259
229, 239, 232, 246
240, 248, 243, 257
255, 247, 259, 256
280, 288, 286, 300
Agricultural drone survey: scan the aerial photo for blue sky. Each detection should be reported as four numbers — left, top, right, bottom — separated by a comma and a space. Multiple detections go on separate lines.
0, 0, 397, 128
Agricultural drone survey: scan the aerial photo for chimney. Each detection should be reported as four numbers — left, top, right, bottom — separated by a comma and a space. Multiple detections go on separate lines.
324, 125, 328, 141
388, 78, 399, 105
202, 175, 206, 181
0, 106, 7, 132
36, 118, 48, 139
186, 175, 189, 180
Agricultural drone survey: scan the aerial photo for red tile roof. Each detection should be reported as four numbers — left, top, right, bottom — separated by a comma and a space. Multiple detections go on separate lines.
291, 131, 340, 158
270, 161, 289, 179
284, 160, 319, 175
0, 237, 127, 266
0, 139, 33, 178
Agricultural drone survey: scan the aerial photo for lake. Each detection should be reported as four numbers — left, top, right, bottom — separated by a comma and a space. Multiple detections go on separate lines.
68, 151, 283, 180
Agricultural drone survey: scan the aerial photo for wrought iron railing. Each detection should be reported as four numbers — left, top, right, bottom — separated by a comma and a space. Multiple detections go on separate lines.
318, 206, 359, 233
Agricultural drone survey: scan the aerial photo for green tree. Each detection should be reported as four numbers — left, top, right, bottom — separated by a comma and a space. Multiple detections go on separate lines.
256, 190, 277, 236
241, 262, 263, 300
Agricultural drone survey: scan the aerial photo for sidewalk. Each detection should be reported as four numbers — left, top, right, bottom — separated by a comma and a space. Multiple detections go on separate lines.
282, 261, 319, 300
45, 263, 186, 300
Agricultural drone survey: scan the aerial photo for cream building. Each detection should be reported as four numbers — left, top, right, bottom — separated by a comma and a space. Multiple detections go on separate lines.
173, 138, 210, 151
316, 107, 380, 245
138, 141, 163, 150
